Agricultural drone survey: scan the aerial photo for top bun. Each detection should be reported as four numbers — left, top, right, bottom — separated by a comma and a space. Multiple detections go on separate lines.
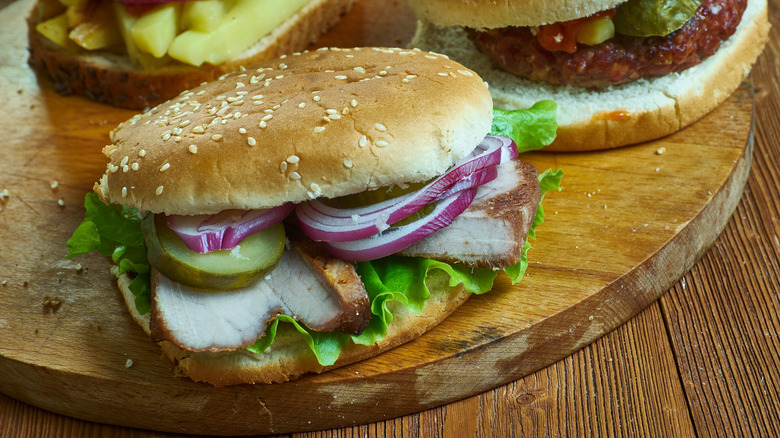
100, 47, 493, 215
405, 0, 627, 28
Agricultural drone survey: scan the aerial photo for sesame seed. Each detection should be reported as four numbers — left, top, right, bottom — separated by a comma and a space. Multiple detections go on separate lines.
437, 73, 449, 77
192, 126, 205, 134
298, 102, 306, 109
236, 82, 246, 88
351, 99, 358, 107
359, 135, 367, 147
212, 134, 223, 141
375, 123, 387, 132
376, 140, 389, 147
402, 79, 410, 84
262, 114, 273, 121
251, 94, 264, 100
379, 71, 387, 76
234, 112, 242, 119
342, 107, 349, 115
425, 55, 438, 59
121, 187, 127, 198
343, 158, 353, 168
264, 109, 274, 114
289, 172, 301, 180
236, 91, 248, 96
310, 183, 321, 193
260, 121, 268, 128
329, 114, 341, 120
216, 95, 226, 101
286, 155, 300, 163
179, 120, 191, 128
122, 165, 129, 173
120, 156, 129, 166
458, 70, 473, 77
160, 163, 170, 172
275, 75, 284, 79
239, 127, 247, 134
188, 145, 198, 154
253, 101, 264, 106
156, 186, 164, 196
131, 162, 139, 171
353, 66, 365, 73
335, 75, 347, 80
313, 96, 321, 102
314, 126, 326, 133
326, 109, 338, 115
247, 137, 256, 146
280, 162, 288, 172
279, 63, 287, 69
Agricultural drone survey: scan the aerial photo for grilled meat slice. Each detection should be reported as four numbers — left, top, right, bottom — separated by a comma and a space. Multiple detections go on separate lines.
150, 236, 371, 352
397, 159, 540, 268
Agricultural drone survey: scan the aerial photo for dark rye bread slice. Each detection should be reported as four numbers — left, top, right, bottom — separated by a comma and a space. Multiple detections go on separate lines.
26, 0, 357, 110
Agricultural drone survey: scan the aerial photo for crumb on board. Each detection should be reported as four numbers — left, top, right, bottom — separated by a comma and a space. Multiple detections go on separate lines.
125, 359, 134, 368
57, 198, 65, 207
0, 189, 8, 201
656, 147, 666, 155
42, 295, 62, 312
50, 180, 59, 190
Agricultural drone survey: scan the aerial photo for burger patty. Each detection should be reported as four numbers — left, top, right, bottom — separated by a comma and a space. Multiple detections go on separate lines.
466, 0, 746, 87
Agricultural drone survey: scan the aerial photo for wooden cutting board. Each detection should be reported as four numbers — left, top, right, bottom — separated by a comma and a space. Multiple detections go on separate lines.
0, 0, 754, 435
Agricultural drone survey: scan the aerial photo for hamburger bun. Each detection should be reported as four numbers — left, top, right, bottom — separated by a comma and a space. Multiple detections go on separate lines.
27, 0, 357, 110
98, 47, 493, 215
407, 0, 627, 28
409, 0, 769, 151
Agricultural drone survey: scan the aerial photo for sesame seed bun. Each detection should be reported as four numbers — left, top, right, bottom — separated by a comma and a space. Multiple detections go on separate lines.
99, 47, 493, 215
406, 0, 627, 29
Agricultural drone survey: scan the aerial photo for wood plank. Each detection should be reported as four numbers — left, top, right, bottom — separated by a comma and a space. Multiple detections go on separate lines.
0, 0, 759, 436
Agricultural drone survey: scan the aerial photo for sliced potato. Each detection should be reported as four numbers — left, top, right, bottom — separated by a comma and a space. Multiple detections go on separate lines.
36, 13, 73, 48
180, 0, 230, 33
68, 0, 122, 50
130, 2, 180, 58
113, 2, 173, 68
168, 0, 309, 66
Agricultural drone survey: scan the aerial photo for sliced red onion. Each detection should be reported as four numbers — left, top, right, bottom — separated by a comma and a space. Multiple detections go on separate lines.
323, 187, 478, 261
166, 203, 293, 253
295, 135, 517, 243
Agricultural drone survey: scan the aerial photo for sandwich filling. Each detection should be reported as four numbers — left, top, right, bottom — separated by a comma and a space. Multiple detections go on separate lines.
466, 0, 746, 87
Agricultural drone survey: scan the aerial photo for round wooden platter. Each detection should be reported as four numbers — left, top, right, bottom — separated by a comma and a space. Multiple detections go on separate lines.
0, 0, 754, 435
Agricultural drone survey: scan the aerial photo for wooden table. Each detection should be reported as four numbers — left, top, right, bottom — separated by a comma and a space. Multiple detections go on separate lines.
1, 0, 779, 436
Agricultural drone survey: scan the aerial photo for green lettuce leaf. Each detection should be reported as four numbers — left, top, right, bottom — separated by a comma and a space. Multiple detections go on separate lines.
490, 100, 558, 153
67, 192, 151, 315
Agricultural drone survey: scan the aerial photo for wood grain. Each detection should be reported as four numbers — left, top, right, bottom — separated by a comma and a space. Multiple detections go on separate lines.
2, 0, 778, 436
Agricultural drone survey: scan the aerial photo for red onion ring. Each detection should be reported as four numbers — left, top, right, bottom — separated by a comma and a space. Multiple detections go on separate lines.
166, 203, 293, 253
295, 135, 517, 243
322, 187, 479, 261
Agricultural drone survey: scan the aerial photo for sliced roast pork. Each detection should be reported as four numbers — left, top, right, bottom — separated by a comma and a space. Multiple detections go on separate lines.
150, 238, 370, 353
397, 159, 541, 268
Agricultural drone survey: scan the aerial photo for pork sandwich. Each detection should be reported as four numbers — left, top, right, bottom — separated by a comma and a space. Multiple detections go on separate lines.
408, 0, 769, 150
28, 0, 356, 109
66, 47, 562, 386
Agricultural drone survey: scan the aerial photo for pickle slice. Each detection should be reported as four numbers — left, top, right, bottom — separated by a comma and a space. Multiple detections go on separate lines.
143, 214, 285, 290
613, 0, 701, 37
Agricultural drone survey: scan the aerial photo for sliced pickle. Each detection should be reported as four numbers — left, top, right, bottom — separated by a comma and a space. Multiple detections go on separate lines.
324, 181, 431, 209
613, 0, 701, 37
576, 15, 615, 46
142, 214, 285, 291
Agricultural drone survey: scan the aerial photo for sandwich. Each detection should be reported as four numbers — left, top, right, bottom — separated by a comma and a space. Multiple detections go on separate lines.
27, 0, 356, 109
407, 0, 770, 151
66, 47, 563, 386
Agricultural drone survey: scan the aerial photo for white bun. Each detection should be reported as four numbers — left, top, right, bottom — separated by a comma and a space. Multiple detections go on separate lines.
409, 0, 769, 151
27, 0, 357, 110
405, 0, 627, 28
115, 267, 470, 386
100, 47, 493, 215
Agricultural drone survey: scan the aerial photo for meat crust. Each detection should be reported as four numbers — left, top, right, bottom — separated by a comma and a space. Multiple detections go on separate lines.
467, 0, 746, 87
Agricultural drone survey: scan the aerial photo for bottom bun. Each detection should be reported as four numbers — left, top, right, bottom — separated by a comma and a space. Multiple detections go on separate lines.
114, 266, 470, 386
410, 0, 769, 151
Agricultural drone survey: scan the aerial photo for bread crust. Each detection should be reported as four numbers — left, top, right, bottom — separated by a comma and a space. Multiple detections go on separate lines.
101, 47, 493, 215
410, 0, 769, 151
406, 0, 627, 29
27, 0, 357, 110
115, 266, 470, 386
